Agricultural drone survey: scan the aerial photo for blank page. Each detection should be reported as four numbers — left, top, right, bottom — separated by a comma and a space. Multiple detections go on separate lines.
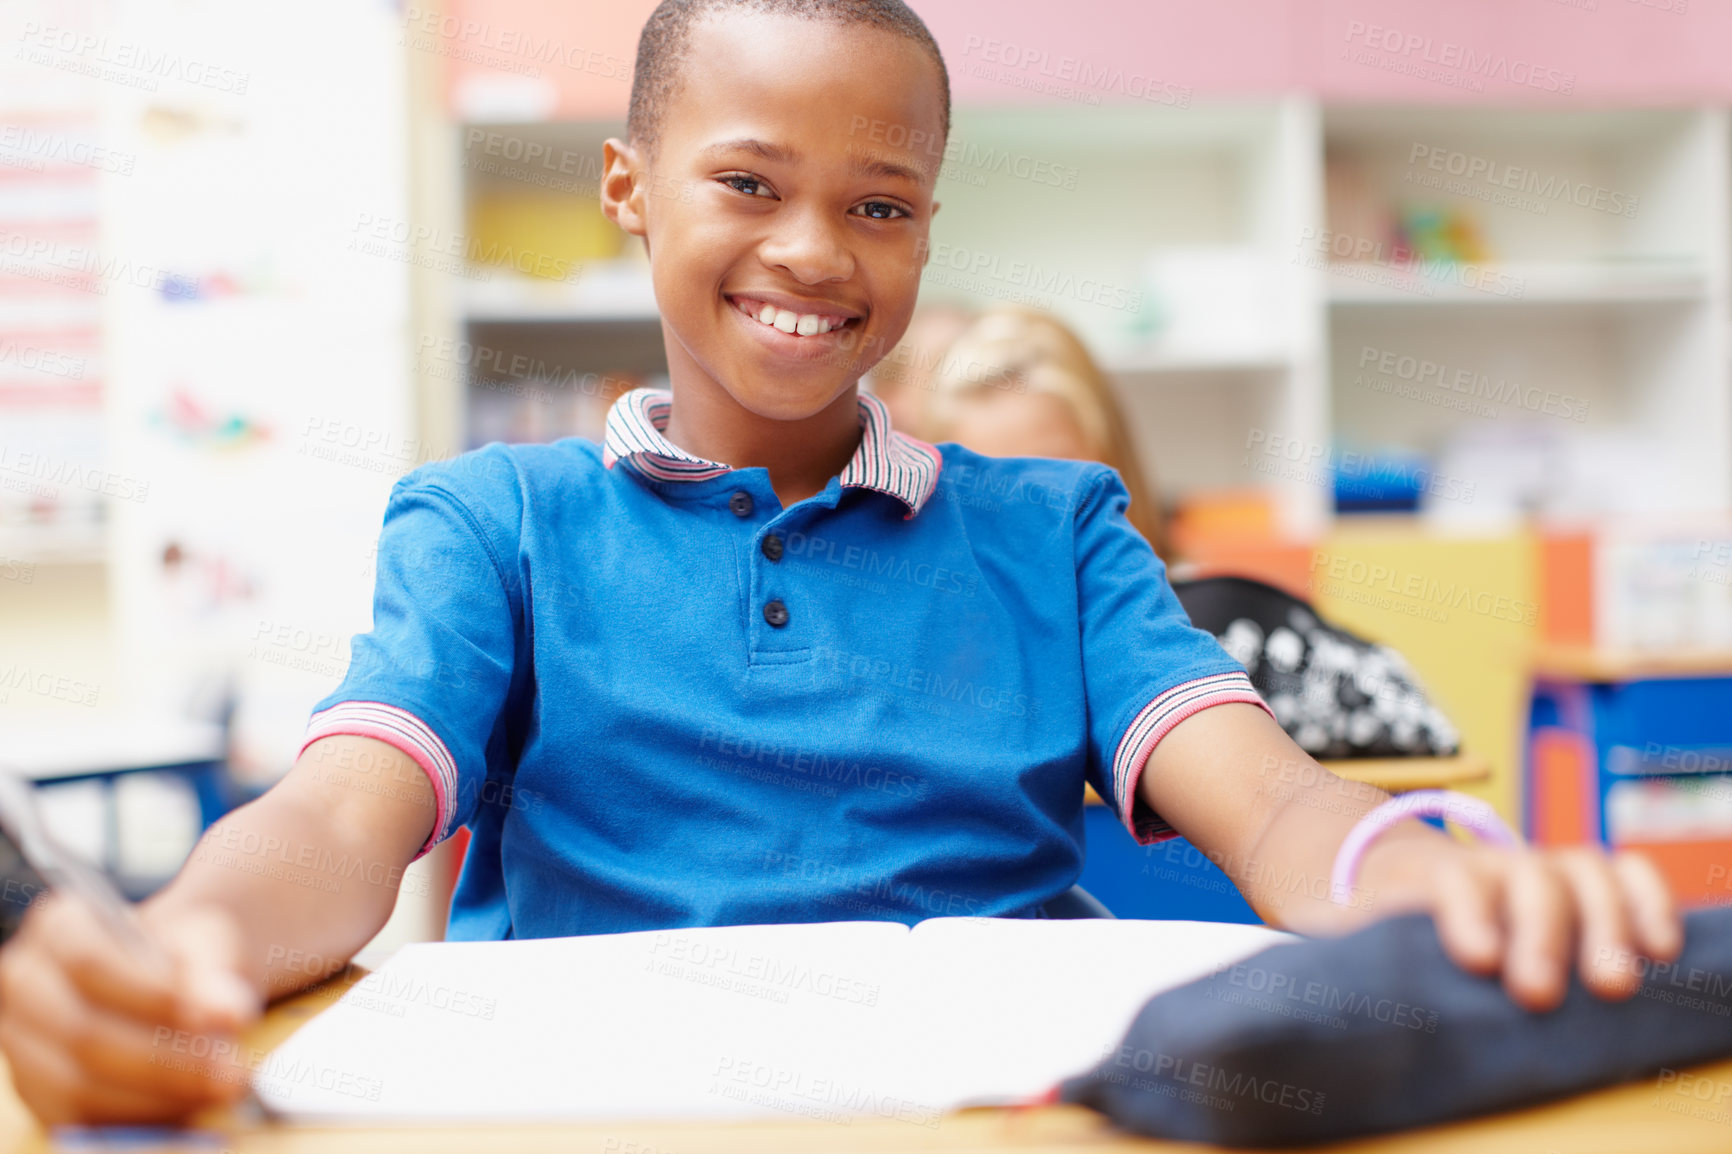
255, 920, 910, 1121
897, 918, 1290, 1109
255, 918, 1289, 1122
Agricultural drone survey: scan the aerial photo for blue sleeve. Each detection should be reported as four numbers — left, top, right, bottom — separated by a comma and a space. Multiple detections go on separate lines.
299, 450, 523, 857
1074, 467, 1270, 844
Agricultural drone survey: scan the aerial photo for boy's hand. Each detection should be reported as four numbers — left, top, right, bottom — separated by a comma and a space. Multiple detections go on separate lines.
1142, 705, 1688, 1014
0, 894, 261, 1125
1362, 837, 1682, 1012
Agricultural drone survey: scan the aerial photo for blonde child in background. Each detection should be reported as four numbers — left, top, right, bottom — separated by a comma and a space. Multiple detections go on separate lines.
917, 305, 1169, 560
865, 302, 976, 434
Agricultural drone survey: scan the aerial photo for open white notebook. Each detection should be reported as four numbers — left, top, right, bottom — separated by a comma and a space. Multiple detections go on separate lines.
255, 917, 1289, 1122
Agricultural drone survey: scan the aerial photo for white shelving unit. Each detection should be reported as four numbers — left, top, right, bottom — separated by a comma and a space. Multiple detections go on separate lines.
462, 265, 660, 323
1325, 106, 1731, 523
0, 523, 107, 566
913, 100, 1330, 533
430, 100, 1732, 538
98, 0, 416, 760
0, 7, 108, 569
1327, 259, 1710, 305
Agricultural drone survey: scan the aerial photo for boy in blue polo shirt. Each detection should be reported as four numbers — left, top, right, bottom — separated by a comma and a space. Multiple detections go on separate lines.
0, 0, 1682, 1125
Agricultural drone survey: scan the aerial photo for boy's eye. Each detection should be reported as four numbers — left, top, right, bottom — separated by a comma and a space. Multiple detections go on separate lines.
719, 173, 775, 198
852, 200, 908, 221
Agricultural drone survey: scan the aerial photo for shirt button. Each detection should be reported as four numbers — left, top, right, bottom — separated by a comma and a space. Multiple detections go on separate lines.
729, 491, 754, 518
761, 534, 785, 561
763, 599, 789, 628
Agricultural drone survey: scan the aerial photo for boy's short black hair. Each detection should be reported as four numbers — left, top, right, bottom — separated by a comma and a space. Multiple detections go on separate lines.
627, 0, 951, 157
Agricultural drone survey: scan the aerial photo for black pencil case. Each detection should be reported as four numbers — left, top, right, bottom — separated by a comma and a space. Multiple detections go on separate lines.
1061, 908, 1732, 1146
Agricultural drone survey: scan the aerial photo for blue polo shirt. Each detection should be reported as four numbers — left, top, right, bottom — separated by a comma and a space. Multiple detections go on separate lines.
300, 388, 1266, 940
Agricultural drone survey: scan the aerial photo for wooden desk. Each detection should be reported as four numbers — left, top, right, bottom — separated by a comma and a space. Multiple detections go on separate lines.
0, 716, 225, 784
1532, 644, 1732, 683
1, 715, 230, 881
1321, 753, 1491, 793
1082, 754, 1491, 807
6, 966, 1732, 1153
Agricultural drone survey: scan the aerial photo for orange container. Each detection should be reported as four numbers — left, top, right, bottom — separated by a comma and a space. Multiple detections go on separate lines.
1617, 839, 1732, 908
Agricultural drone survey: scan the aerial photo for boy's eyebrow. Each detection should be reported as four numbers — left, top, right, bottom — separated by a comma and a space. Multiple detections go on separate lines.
849, 150, 926, 185
700, 136, 927, 186
701, 137, 796, 166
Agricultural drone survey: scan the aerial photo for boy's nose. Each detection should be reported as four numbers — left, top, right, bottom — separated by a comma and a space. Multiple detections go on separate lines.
759, 207, 854, 285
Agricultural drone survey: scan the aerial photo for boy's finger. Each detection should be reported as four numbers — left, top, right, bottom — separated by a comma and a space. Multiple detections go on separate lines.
0, 1015, 204, 1127
1553, 850, 1638, 1000
157, 909, 261, 1030
81, 1017, 249, 1109
3, 946, 239, 1106
1612, 851, 1683, 962
178, 961, 260, 1035
1429, 853, 1502, 975
32, 896, 179, 1022
72, 1076, 212, 1127
1503, 853, 1573, 1011
0, 1021, 86, 1126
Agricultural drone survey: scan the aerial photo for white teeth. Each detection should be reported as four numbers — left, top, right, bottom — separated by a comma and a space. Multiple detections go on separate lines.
737, 298, 847, 336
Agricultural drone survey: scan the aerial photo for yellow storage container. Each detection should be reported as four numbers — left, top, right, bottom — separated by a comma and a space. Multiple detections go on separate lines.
467, 191, 623, 280
1308, 522, 1540, 826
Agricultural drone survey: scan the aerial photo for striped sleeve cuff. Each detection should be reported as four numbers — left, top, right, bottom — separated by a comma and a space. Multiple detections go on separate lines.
1111, 672, 1272, 845
298, 701, 459, 861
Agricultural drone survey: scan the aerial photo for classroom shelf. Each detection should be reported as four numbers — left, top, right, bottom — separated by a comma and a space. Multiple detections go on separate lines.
1529, 663, 1732, 905
461, 265, 660, 323
1323, 105, 1731, 527
1326, 260, 1711, 306
430, 103, 1732, 541
1103, 352, 1293, 376
1532, 645, 1732, 684
0, 522, 106, 566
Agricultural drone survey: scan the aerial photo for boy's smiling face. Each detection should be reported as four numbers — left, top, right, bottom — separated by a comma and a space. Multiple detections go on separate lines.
604, 11, 944, 424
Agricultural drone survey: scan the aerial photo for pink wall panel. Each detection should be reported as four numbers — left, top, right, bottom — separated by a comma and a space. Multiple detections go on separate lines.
437, 0, 1732, 120
922, 0, 1301, 106
1312, 0, 1731, 104
441, 0, 658, 119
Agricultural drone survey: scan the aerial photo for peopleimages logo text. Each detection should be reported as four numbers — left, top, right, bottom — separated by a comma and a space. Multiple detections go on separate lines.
1342, 22, 1575, 93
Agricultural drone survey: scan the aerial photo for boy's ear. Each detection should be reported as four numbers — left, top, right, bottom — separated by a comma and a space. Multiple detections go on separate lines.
601, 138, 648, 238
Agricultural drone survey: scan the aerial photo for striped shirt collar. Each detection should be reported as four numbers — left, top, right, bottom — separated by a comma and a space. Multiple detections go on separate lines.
602, 387, 942, 518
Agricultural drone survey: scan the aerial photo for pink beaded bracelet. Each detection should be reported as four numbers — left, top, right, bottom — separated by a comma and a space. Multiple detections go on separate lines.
1329, 789, 1521, 906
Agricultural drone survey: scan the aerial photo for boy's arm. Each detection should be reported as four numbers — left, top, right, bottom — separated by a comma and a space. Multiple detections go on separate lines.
1138, 702, 1682, 1011
147, 733, 438, 1000
0, 734, 435, 1124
